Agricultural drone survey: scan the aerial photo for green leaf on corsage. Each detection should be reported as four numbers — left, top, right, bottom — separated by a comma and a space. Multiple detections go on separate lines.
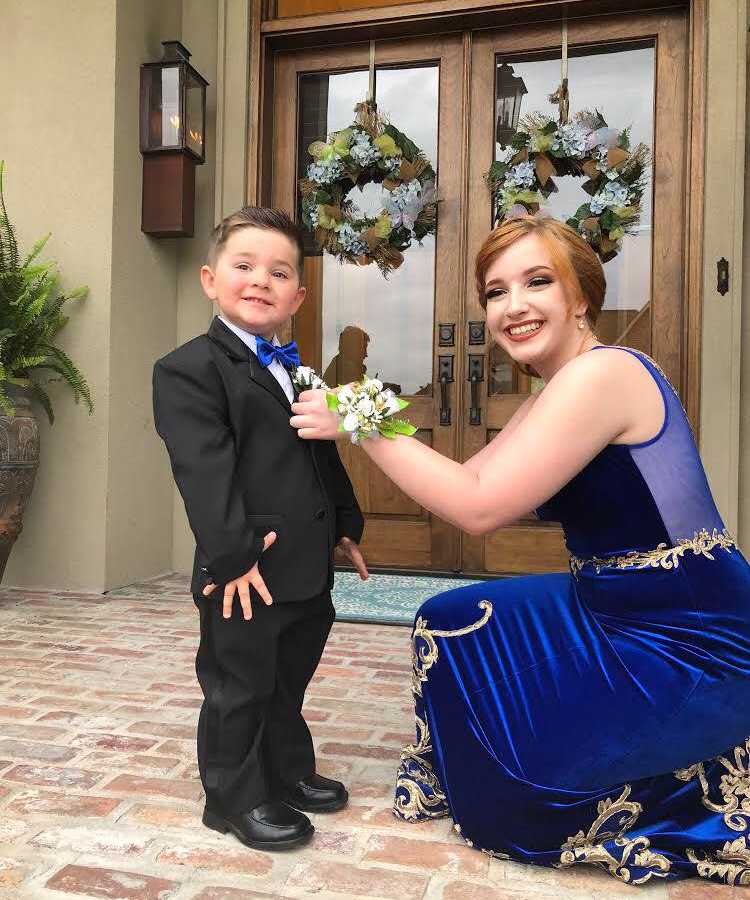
326, 391, 340, 412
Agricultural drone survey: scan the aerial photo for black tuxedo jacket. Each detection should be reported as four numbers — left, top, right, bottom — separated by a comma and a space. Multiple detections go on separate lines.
153, 317, 364, 601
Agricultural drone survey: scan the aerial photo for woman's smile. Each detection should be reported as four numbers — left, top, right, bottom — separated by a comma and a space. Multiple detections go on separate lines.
505, 319, 545, 342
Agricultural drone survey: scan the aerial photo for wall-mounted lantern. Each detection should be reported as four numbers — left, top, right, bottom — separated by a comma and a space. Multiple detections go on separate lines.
495, 62, 528, 148
140, 41, 208, 237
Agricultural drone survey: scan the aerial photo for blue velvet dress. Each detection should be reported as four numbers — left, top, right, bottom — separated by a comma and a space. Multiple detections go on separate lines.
393, 347, 750, 887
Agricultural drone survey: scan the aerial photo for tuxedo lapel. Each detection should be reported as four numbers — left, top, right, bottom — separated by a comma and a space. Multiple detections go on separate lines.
249, 355, 292, 411
208, 317, 291, 412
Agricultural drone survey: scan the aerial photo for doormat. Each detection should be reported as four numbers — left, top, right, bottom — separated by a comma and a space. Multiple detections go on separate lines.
331, 571, 482, 626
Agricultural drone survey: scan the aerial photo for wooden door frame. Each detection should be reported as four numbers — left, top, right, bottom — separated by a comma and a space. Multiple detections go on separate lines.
253, 4, 700, 575
248, 0, 705, 436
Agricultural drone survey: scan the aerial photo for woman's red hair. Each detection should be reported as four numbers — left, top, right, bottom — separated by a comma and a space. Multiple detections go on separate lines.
475, 217, 606, 326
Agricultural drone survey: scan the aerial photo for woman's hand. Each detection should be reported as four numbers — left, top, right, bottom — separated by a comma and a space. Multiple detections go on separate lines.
290, 389, 343, 440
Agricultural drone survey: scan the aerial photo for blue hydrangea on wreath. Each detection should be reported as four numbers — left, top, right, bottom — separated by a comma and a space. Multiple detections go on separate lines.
299, 101, 437, 277
486, 109, 650, 263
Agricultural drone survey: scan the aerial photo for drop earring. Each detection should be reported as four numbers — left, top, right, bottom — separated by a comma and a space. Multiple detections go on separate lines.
577, 317, 585, 330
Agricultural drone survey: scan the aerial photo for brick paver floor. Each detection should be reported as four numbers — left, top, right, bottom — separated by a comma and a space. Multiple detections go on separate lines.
0, 575, 734, 899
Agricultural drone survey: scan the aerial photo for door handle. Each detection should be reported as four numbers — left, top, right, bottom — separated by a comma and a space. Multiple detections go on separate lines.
438, 355, 454, 426
468, 354, 484, 426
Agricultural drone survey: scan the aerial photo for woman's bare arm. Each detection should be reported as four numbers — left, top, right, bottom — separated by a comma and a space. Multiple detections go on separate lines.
293, 351, 641, 534
463, 394, 538, 474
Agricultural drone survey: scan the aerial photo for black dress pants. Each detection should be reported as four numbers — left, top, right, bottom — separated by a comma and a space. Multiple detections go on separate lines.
194, 590, 335, 814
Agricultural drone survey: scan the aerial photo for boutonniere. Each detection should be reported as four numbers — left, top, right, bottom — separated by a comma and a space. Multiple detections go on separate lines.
292, 365, 329, 392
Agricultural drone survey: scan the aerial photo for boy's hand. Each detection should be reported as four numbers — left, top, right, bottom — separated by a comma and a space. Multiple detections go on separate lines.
336, 536, 369, 581
202, 531, 277, 620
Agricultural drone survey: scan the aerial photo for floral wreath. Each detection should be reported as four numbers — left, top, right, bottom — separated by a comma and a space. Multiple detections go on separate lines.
486, 109, 650, 263
300, 101, 437, 277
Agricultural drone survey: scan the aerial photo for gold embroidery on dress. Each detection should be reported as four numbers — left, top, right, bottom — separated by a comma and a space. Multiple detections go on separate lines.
676, 737, 750, 884
393, 713, 448, 820
558, 785, 671, 884
676, 737, 750, 832
570, 528, 736, 578
481, 847, 511, 860
394, 601, 494, 822
686, 838, 750, 886
412, 600, 493, 697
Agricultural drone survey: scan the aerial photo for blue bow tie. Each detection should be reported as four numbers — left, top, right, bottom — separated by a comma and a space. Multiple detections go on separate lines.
255, 337, 301, 370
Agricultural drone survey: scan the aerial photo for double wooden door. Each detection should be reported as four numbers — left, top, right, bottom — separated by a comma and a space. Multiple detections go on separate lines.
271, 9, 689, 575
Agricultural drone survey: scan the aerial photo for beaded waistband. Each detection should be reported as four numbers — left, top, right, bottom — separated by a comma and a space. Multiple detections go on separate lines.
569, 528, 736, 577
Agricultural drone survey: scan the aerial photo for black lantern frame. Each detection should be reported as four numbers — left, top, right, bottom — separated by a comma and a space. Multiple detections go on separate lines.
140, 40, 208, 164
139, 41, 208, 238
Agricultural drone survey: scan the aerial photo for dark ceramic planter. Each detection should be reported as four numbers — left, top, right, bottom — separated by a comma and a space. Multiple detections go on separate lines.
0, 383, 39, 582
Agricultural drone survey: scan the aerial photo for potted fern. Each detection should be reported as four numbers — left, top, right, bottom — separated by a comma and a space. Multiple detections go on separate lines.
0, 161, 92, 580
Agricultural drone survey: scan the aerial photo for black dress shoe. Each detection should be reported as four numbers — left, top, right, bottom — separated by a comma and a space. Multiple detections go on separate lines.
202, 801, 313, 850
283, 773, 349, 812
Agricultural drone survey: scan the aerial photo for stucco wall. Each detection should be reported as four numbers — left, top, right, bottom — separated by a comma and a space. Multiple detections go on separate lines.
106, 0, 182, 590
700, 0, 747, 542
2, 1, 118, 589
106, 0, 218, 588
2, 0, 217, 590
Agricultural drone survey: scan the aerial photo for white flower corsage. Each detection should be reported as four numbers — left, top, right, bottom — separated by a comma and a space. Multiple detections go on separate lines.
293, 366, 416, 443
292, 366, 330, 391
326, 376, 417, 444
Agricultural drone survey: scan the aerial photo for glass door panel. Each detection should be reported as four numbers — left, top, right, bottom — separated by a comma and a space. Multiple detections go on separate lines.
489, 42, 656, 398
296, 65, 439, 397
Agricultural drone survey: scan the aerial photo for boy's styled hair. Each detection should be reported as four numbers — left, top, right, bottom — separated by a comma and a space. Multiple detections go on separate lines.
207, 206, 305, 279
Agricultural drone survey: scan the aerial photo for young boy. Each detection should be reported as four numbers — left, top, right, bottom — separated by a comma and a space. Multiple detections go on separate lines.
153, 207, 366, 851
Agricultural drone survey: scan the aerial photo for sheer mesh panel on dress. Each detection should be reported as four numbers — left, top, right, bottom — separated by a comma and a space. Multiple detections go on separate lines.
606, 348, 725, 544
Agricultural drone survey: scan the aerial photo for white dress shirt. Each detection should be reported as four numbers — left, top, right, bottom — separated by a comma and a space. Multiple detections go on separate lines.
218, 316, 295, 404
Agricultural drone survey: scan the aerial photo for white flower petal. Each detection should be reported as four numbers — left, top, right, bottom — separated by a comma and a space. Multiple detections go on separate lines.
343, 412, 359, 432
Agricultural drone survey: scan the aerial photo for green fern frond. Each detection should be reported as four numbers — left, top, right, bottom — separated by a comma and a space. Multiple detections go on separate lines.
0, 162, 92, 422
66, 286, 88, 302
39, 344, 93, 412
0, 381, 14, 416
11, 354, 48, 372
22, 234, 51, 269
0, 161, 20, 272
28, 380, 54, 425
